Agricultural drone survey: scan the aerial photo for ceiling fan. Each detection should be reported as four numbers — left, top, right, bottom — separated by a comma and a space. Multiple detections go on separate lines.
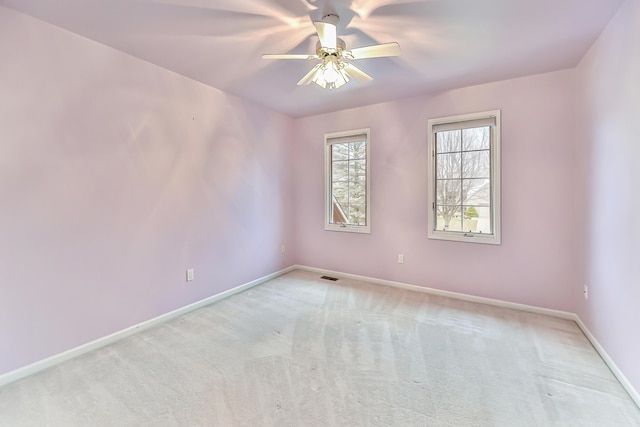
262, 14, 400, 90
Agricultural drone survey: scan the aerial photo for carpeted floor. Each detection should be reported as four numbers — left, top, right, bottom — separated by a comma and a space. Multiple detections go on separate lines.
1, 269, 639, 426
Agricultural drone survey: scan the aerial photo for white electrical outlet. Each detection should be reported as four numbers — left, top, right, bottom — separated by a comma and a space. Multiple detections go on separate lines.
583, 285, 589, 300
398, 254, 404, 264
281, 244, 286, 254
186, 268, 194, 282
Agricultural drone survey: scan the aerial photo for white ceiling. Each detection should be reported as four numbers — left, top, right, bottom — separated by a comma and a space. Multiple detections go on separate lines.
0, 0, 625, 117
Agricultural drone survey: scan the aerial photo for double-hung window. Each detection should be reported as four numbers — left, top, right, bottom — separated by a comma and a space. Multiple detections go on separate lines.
324, 129, 370, 233
427, 110, 501, 244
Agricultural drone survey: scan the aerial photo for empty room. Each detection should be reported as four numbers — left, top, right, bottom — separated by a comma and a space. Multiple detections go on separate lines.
1, 0, 639, 425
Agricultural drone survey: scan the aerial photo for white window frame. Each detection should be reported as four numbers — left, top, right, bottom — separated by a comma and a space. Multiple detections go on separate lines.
427, 110, 501, 245
324, 128, 371, 234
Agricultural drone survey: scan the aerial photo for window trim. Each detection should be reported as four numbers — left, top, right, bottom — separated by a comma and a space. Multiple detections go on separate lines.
324, 128, 371, 234
427, 110, 501, 245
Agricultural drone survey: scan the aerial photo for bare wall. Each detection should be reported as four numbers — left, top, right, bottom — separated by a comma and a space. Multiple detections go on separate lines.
292, 69, 577, 312
574, 0, 640, 396
0, 7, 295, 376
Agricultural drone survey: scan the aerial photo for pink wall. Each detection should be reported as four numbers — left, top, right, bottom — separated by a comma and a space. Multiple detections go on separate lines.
2, 1, 636, 397
574, 0, 640, 395
0, 7, 295, 376
293, 70, 578, 311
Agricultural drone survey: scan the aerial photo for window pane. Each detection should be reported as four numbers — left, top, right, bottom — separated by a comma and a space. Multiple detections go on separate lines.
349, 187, 366, 204
349, 141, 366, 160
437, 153, 461, 179
332, 160, 348, 182
462, 150, 490, 179
348, 203, 366, 225
436, 179, 461, 206
436, 130, 461, 153
462, 206, 492, 234
352, 174, 366, 186
332, 143, 349, 161
435, 206, 461, 231
331, 201, 347, 224
462, 127, 490, 150
332, 181, 348, 206
462, 179, 490, 206
349, 160, 366, 180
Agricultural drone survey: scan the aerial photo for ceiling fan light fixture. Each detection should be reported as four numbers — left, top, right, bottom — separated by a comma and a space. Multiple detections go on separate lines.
322, 60, 339, 83
312, 58, 349, 89
331, 64, 349, 89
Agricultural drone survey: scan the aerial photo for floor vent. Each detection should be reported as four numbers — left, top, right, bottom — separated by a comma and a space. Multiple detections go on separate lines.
320, 275, 339, 281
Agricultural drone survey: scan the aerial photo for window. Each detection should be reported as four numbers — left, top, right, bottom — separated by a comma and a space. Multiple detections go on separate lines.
325, 129, 370, 233
427, 110, 501, 244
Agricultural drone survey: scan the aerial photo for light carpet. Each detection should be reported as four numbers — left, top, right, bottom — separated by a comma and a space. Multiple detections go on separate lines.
1, 270, 639, 426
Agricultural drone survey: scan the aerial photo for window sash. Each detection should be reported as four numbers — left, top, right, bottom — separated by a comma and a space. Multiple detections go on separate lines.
434, 127, 494, 236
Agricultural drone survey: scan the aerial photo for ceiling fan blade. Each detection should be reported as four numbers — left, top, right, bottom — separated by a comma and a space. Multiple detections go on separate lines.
297, 64, 323, 86
314, 21, 337, 50
346, 42, 401, 60
262, 53, 319, 60
343, 63, 373, 83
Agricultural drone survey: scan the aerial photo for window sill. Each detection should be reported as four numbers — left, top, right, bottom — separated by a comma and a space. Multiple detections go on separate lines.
325, 224, 371, 234
428, 230, 500, 245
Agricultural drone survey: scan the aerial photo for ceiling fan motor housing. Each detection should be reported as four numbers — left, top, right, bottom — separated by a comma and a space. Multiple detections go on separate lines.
316, 38, 346, 58
322, 14, 340, 25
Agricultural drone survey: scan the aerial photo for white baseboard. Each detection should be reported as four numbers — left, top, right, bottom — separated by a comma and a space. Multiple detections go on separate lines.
293, 264, 575, 319
0, 265, 296, 388
294, 264, 640, 408
573, 316, 640, 408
